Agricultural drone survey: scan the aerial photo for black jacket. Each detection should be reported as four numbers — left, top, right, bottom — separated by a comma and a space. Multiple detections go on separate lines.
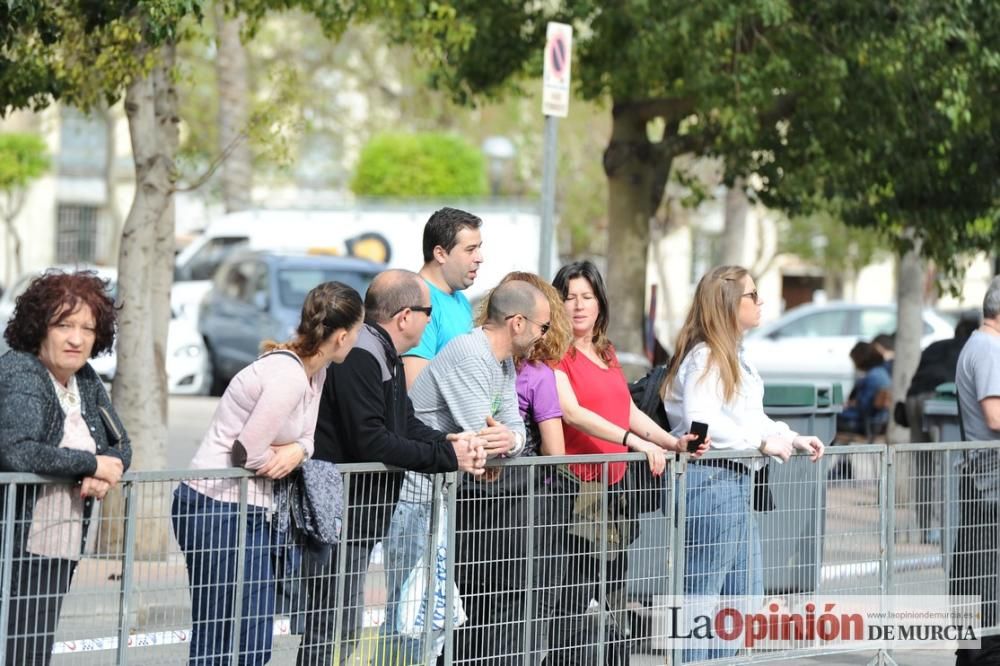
0, 350, 132, 555
907, 337, 968, 397
313, 323, 458, 541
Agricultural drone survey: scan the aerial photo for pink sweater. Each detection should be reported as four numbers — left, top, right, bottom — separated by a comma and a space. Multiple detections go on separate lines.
185, 352, 324, 507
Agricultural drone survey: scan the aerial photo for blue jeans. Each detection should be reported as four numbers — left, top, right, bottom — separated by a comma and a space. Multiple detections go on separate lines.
379, 498, 439, 665
172, 483, 277, 666
681, 464, 763, 663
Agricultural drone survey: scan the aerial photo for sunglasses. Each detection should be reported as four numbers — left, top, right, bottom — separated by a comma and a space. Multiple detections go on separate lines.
392, 305, 433, 317
742, 290, 760, 304
505, 313, 550, 336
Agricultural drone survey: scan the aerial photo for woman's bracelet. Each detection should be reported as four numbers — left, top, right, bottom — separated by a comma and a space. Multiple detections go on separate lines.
622, 431, 632, 447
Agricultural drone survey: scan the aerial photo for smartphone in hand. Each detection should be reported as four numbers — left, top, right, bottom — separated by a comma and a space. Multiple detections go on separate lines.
688, 421, 709, 452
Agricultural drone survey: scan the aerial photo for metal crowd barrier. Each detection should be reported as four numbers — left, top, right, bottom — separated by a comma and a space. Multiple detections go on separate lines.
0, 443, 995, 665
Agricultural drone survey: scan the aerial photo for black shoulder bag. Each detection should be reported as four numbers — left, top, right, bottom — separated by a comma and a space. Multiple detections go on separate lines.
627, 364, 670, 514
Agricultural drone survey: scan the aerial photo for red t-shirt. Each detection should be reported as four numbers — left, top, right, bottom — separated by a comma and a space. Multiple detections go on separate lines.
557, 346, 630, 485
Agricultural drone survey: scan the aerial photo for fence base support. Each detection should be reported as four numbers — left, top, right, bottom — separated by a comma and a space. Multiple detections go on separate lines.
868, 649, 899, 666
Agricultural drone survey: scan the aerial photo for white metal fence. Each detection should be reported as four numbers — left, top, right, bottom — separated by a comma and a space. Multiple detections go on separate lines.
0, 442, 996, 665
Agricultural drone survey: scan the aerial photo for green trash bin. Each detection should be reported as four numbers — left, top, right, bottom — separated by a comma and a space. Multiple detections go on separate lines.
758, 382, 841, 594
922, 382, 963, 569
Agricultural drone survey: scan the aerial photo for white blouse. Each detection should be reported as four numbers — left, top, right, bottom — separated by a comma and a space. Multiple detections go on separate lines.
664, 343, 796, 466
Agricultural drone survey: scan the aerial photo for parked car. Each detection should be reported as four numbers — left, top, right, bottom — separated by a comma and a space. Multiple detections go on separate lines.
0, 266, 211, 394
742, 302, 955, 391
199, 250, 383, 394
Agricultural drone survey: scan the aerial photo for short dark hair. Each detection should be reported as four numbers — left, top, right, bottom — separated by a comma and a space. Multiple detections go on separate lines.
955, 312, 980, 340
485, 280, 543, 325
849, 341, 885, 371
5, 270, 118, 357
872, 333, 895, 351
364, 269, 425, 324
422, 207, 482, 263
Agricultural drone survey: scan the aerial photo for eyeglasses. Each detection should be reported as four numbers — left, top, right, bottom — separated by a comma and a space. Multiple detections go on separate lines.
505, 313, 550, 336
392, 305, 433, 317
742, 290, 760, 304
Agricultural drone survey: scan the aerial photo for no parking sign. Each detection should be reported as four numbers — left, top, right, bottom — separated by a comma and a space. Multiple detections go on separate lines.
542, 22, 573, 117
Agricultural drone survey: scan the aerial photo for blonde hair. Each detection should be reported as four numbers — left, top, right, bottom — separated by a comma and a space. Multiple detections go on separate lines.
475, 271, 571, 365
262, 281, 363, 359
664, 265, 748, 403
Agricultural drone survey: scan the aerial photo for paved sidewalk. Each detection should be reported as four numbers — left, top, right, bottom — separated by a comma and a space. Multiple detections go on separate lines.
795, 648, 955, 664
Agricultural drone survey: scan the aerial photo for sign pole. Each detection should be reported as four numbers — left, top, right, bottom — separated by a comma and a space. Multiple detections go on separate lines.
539, 21, 573, 278
539, 116, 557, 279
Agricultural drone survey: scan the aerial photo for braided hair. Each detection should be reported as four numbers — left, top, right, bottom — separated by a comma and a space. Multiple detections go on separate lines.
261, 281, 363, 358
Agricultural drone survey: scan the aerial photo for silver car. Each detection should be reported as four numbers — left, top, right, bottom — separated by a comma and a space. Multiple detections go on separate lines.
199, 250, 382, 394
742, 301, 955, 390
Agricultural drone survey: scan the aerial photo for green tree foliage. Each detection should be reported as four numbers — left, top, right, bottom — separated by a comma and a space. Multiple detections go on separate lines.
366, 1, 873, 352
0, 132, 49, 192
371, 0, 999, 353
351, 132, 487, 197
750, 2, 1000, 279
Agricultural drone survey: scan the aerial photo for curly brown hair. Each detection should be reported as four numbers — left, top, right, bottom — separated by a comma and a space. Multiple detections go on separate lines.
4, 270, 118, 357
261, 281, 364, 358
474, 271, 570, 366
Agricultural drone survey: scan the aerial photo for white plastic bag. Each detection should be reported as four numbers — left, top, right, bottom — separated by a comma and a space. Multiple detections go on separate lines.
396, 503, 466, 648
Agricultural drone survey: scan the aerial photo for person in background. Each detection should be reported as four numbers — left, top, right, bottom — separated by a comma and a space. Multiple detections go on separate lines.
550, 260, 706, 666
474, 270, 572, 663
837, 341, 892, 436
0, 270, 132, 666
872, 332, 896, 375
952, 277, 1000, 666
401, 206, 484, 389
663, 265, 823, 663
296, 270, 487, 666
907, 314, 980, 441
172, 282, 363, 666
905, 313, 979, 542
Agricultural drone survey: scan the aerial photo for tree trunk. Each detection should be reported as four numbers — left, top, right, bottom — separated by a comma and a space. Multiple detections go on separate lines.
603, 104, 674, 366
103, 44, 178, 558
100, 105, 125, 260
3, 220, 14, 287
215, 8, 252, 212
2, 189, 27, 285
720, 176, 749, 267
3, 220, 22, 287
891, 240, 925, 538
892, 243, 924, 441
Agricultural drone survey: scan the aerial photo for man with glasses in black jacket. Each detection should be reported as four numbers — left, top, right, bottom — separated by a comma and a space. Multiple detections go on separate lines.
296, 269, 487, 666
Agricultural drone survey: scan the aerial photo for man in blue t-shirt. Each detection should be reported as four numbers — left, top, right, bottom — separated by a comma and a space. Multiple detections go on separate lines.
382, 207, 484, 664
402, 206, 484, 389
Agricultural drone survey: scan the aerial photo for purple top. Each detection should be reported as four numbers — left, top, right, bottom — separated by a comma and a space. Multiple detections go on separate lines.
516, 361, 562, 456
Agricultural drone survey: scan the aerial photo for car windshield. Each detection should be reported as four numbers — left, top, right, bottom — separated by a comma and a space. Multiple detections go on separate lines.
277, 268, 376, 309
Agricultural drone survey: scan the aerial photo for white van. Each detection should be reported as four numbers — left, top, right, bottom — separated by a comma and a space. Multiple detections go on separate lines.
172, 204, 553, 319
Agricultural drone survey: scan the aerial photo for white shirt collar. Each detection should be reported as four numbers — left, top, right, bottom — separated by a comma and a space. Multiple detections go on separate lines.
48, 372, 81, 414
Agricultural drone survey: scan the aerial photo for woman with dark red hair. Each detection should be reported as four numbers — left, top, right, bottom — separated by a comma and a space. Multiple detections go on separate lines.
0, 269, 132, 665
